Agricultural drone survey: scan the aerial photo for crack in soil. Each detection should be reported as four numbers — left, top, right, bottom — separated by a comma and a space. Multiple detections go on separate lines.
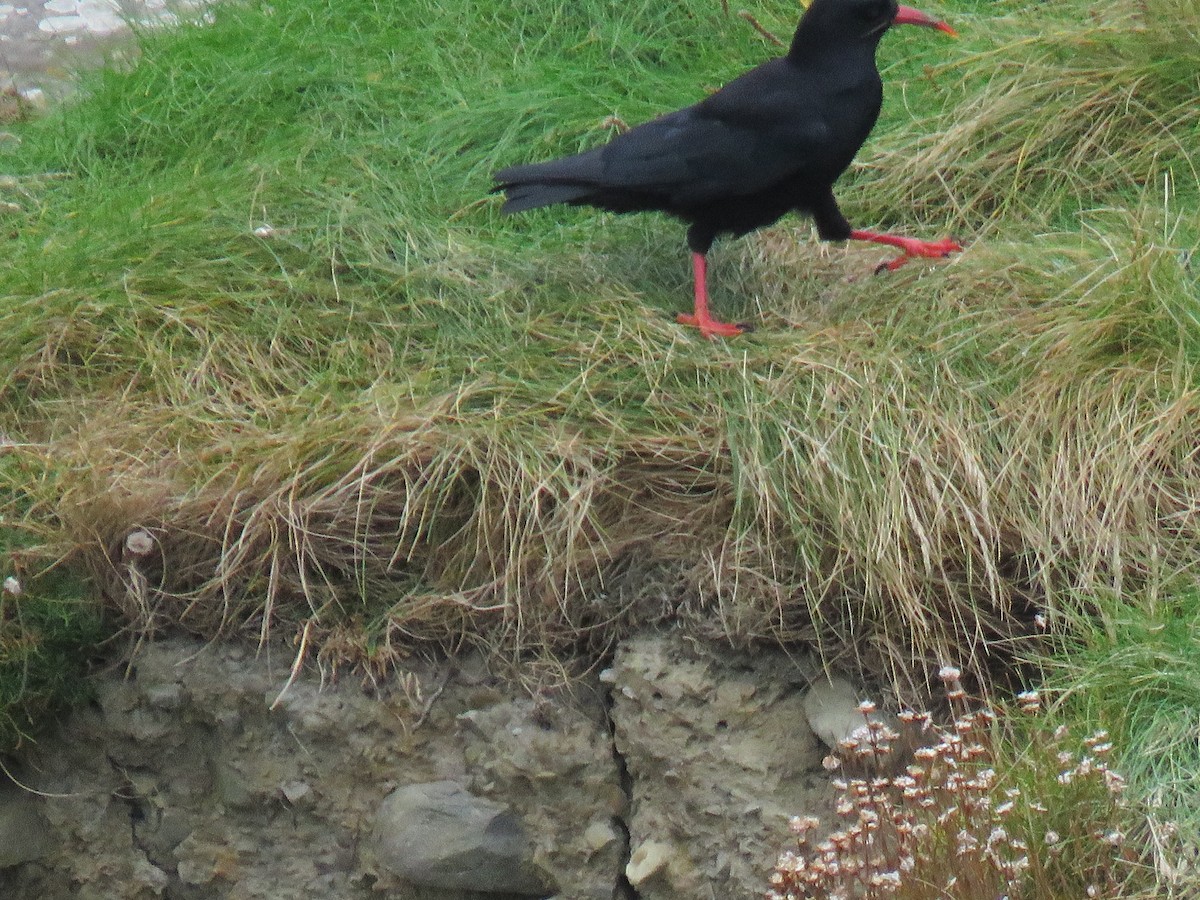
603, 683, 639, 900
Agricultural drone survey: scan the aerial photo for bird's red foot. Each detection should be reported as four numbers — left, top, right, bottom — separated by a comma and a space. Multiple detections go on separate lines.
849, 230, 962, 274
677, 313, 746, 339
878, 237, 963, 273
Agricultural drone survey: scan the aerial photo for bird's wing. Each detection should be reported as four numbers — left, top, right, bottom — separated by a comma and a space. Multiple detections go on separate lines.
595, 100, 830, 207
494, 60, 835, 208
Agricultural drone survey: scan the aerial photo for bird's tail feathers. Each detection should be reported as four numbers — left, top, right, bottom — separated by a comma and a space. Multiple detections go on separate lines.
494, 181, 594, 214
492, 150, 606, 213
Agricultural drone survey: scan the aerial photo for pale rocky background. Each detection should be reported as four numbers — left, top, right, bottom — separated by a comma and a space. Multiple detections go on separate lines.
0, 631, 878, 899
0, 0, 205, 105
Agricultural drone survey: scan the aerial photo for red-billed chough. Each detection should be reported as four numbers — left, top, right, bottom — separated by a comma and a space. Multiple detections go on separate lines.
493, 0, 960, 338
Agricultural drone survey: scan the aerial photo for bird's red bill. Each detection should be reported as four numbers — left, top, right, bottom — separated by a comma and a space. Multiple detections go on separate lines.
893, 5, 958, 37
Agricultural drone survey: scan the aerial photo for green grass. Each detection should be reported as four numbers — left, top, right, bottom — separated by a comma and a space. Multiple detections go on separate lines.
1, 0, 1200, 851
1, 453, 105, 752
1025, 587, 1200, 885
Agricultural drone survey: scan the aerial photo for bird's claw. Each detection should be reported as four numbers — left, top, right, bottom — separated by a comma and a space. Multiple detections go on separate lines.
874, 236, 963, 275
917, 237, 963, 257
677, 313, 746, 339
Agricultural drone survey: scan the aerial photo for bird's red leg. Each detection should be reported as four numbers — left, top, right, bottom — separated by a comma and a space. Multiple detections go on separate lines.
850, 229, 962, 273
676, 252, 744, 339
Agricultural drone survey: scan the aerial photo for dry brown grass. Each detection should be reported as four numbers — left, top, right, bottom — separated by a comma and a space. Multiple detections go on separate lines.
4, 207, 1190, 702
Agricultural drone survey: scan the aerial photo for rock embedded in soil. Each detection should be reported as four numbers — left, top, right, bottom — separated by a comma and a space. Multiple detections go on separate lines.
0, 782, 54, 868
372, 781, 550, 894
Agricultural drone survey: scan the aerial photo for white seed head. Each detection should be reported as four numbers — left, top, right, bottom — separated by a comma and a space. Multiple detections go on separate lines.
870, 871, 902, 890
125, 529, 155, 557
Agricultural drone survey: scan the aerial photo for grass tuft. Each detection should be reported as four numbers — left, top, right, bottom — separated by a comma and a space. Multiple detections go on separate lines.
1033, 587, 1200, 886
859, 0, 1200, 231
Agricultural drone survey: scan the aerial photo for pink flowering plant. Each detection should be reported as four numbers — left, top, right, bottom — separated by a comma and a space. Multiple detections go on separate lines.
769, 667, 1142, 899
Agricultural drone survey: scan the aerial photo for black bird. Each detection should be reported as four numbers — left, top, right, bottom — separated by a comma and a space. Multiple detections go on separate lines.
493, 0, 960, 338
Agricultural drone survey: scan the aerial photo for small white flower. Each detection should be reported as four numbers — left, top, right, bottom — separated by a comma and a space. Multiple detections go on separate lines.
938, 665, 962, 681
2, 576, 20, 596
790, 815, 820, 834
870, 871, 902, 888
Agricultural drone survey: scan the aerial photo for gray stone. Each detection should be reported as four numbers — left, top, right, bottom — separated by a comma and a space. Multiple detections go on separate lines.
803, 675, 871, 749
803, 675, 905, 771
0, 781, 53, 868
143, 680, 185, 711
372, 780, 551, 896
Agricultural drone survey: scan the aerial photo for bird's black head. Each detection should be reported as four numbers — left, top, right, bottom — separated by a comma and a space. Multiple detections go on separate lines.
789, 0, 954, 56
850, 0, 903, 37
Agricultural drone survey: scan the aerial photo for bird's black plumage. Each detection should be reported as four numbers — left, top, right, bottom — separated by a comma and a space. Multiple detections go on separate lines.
493, 0, 959, 337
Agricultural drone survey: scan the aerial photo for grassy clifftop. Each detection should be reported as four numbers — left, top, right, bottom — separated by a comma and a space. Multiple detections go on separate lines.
1, 0, 1198, 802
